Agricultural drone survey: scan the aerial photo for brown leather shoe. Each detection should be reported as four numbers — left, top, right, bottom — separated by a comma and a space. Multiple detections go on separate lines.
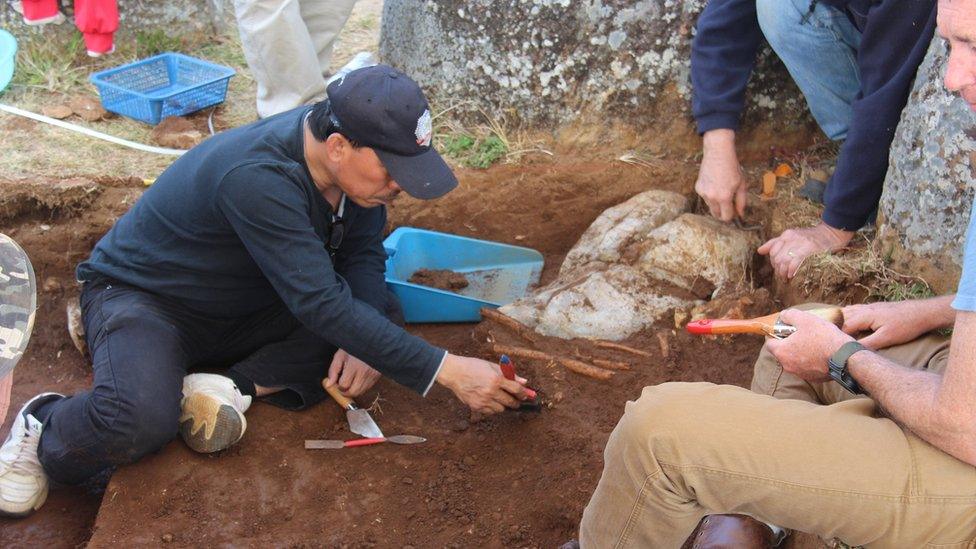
688, 514, 784, 548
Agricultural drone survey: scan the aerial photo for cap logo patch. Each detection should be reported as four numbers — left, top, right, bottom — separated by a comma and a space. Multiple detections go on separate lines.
415, 109, 432, 147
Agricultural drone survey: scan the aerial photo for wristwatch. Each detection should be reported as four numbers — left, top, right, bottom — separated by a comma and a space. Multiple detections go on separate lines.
828, 341, 868, 395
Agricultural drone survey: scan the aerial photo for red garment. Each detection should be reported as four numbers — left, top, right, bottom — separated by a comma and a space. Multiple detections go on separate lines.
21, 0, 118, 55
21, 0, 60, 21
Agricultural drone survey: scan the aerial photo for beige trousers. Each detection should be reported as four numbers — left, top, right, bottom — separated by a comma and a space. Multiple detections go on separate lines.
233, 0, 357, 118
579, 323, 976, 548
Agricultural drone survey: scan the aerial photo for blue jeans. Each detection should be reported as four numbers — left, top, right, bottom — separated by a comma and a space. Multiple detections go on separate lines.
757, 0, 862, 140
35, 279, 402, 485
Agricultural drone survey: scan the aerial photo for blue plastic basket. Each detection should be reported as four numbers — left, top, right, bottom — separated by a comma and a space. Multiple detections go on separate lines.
90, 52, 235, 124
384, 227, 544, 323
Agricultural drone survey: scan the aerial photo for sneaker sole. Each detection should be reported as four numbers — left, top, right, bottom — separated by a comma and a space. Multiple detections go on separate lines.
178, 393, 246, 454
0, 484, 48, 518
66, 300, 87, 360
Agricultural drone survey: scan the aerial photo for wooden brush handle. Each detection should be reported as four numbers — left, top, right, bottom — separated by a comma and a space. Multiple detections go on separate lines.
323, 380, 354, 409
685, 319, 772, 335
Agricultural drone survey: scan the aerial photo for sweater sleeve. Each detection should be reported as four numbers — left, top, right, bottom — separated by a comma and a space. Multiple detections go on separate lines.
690, 0, 765, 134
215, 164, 445, 394
821, 0, 936, 230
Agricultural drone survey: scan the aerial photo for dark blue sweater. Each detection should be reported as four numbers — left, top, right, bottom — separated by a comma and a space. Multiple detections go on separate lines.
691, 0, 936, 230
77, 107, 445, 395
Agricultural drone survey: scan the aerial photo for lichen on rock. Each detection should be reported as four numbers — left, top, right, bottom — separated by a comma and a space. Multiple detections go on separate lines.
380, 0, 810, 129
880, 36, 976, 289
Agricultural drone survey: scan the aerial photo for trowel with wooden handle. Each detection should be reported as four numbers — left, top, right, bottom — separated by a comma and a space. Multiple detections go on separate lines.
323, 380, 384, 439
685, 306, 843, 339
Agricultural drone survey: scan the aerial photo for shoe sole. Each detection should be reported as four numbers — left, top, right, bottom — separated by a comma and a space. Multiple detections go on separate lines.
0, 484, 48, 518
178, 393, 246, 454
66, 300, 87, 360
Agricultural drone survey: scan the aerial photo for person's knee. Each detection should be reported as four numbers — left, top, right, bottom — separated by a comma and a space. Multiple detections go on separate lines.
86, 389, 180, 461
609, 383, 720, 464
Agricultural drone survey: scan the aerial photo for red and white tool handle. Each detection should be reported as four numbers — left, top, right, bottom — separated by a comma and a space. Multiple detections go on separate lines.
343, 438, 387, 447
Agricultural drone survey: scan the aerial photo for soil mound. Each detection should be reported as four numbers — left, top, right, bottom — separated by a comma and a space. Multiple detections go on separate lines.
408, 268, 469, 292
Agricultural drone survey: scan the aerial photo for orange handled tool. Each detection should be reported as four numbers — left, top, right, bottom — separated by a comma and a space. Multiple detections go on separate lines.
685, 307, 843, 339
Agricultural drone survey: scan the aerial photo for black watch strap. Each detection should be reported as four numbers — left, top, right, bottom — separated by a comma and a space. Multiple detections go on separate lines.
828, 341, 868, 395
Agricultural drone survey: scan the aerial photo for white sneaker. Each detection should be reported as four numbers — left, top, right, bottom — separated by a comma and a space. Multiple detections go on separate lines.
86, 45, 116, 58
179, 374, 252, 454
0, 392, 63, 518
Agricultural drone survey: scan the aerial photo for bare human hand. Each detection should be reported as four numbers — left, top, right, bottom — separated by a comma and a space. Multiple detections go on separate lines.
435, 354, 531, 415
758, 222, 854, 280
326, 349, 381, 398
843, 301, 936, 350
765, 309, 854, 382
696, 129, 747, 222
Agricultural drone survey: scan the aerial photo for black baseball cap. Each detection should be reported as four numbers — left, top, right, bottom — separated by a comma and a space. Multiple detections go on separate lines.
327, 65, 457, 200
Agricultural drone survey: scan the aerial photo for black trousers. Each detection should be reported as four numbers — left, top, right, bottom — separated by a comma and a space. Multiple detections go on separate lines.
37, 278, 402, 485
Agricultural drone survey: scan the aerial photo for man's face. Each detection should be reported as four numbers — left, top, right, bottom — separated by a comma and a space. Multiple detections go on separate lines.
940, 0, 976, 111
331, 137, 403, 208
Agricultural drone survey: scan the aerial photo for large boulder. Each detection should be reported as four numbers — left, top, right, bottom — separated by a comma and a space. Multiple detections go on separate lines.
500, 190, 759, 340
879, 37, 976, 292
379, 0, 813, 139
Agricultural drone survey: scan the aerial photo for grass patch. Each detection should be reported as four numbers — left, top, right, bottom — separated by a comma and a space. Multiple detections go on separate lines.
349, 13, 379, 31
796, 237, 933, 305
868, 278, 934, 302
442, 132, 508, 169
433, 103, 551, 169
14, 32, 87, 92
134, 29, 185, 58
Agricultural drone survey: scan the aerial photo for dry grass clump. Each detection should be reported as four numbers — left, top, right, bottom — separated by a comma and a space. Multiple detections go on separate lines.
796, 235, 933, 305
433, 102, 553, 169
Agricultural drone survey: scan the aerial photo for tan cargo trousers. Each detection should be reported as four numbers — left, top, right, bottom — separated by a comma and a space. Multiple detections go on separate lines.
233, 0, 357, 118
579, 327, 976, 548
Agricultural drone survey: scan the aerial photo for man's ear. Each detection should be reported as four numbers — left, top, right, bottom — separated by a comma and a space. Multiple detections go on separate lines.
324, 133, 347, 163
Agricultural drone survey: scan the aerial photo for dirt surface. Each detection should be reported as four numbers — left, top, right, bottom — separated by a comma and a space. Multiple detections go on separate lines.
0, 155, 832, 547
408, 268, 470, 292
0, 177, 141, 548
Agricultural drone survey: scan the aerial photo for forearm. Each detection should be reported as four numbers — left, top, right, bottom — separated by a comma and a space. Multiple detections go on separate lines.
911, 295, 958, 332
848, 338, 976, 465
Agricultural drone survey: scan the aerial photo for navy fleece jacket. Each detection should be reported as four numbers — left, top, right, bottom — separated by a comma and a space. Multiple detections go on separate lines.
77, 107, 446, 395
691, 0, 936, 230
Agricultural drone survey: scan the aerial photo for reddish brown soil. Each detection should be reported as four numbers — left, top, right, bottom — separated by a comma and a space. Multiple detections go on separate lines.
149, 111, 222, 150
408, 269, 470, 292
0, 157, 826, 547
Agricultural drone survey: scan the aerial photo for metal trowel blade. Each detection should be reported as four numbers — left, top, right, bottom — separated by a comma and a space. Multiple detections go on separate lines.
348, 409, 384, 439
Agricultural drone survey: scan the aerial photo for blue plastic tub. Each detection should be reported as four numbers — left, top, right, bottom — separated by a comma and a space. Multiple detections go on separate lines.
90, 52, 235, 124
384, 228, 544, 323
0, 30, 16, 93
